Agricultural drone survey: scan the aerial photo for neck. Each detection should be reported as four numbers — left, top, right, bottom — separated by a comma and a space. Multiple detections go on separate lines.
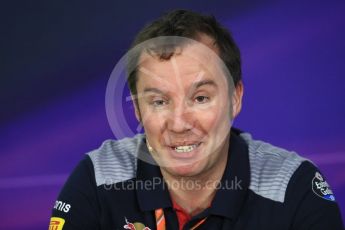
161, 140, 229, 216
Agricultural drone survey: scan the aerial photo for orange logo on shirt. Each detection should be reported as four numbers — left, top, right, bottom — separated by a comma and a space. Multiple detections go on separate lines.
49, 217, 65, 230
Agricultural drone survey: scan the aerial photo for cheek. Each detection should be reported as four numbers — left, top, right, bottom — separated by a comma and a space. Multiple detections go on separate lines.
140, 109, 167, 143
142, 115, 163, 132
196, 103, 230, 132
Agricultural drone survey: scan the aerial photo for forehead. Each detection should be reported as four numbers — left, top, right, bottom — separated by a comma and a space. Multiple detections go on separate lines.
136, 36, 225, 89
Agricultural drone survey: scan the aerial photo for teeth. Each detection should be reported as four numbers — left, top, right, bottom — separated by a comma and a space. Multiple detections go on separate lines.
174, 144, 198, 153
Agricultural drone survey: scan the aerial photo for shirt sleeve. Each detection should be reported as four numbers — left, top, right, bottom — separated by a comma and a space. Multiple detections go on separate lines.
287, 161, 344, 230
49, 156, 101, 230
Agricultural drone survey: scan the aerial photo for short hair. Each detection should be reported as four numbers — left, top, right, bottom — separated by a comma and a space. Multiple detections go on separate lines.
127, 9, 242, 96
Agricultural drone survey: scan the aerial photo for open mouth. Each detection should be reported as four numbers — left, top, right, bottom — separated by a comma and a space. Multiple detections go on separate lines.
170, 142, 202, 153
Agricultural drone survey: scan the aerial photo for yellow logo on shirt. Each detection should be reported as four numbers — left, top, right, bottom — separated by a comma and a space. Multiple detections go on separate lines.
49, 217, 65, 230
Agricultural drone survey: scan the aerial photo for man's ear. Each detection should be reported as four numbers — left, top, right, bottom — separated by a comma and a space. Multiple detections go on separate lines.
131, 94, 142, 122
231, 81, 244, 119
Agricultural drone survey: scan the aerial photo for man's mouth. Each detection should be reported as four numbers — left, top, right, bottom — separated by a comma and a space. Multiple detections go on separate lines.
170, 142, 202, 153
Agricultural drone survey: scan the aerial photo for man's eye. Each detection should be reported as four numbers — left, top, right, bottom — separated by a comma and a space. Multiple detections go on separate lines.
195, 95, 209, 103
152, 99, 167, 106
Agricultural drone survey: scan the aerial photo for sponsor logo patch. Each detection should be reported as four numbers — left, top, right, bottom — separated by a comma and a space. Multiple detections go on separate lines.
312, 172, 335, 201
54, 200, 71, 213
49, 217, 65, 230
123, 217, 151, 230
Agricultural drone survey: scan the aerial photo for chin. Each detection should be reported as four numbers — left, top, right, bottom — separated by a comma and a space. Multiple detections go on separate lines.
165, 161, 205, 178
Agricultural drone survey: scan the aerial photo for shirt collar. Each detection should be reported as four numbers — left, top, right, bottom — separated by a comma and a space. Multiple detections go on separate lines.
135, 129, 250, 218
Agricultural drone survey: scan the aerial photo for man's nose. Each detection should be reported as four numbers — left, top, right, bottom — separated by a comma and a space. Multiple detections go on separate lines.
166, 101, 193, 133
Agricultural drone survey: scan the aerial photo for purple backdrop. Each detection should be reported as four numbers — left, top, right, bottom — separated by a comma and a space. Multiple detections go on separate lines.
1, 1, 344, 229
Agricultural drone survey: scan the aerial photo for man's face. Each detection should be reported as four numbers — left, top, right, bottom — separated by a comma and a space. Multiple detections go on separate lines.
134, 36, 242, 177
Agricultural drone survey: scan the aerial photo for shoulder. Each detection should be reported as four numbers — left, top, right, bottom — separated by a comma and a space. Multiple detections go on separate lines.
87, 134, 145, 186
239, 132, 309, 203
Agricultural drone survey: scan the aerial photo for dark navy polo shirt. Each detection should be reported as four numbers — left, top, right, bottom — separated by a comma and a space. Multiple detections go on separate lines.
50, 130, 344, 229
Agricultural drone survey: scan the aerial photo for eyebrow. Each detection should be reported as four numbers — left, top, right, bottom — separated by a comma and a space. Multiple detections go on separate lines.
143, 87, 165, 94
142, 79, 217, 95
192, 79, 217, 89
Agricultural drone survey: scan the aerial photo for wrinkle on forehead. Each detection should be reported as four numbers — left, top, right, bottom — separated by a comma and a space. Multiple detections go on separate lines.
138, 40, 220, 78
135, 35, 229, 98
138, 33, 219, 64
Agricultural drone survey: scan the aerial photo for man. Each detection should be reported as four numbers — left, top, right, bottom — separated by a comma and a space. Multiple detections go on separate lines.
49, 10, 344, 230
